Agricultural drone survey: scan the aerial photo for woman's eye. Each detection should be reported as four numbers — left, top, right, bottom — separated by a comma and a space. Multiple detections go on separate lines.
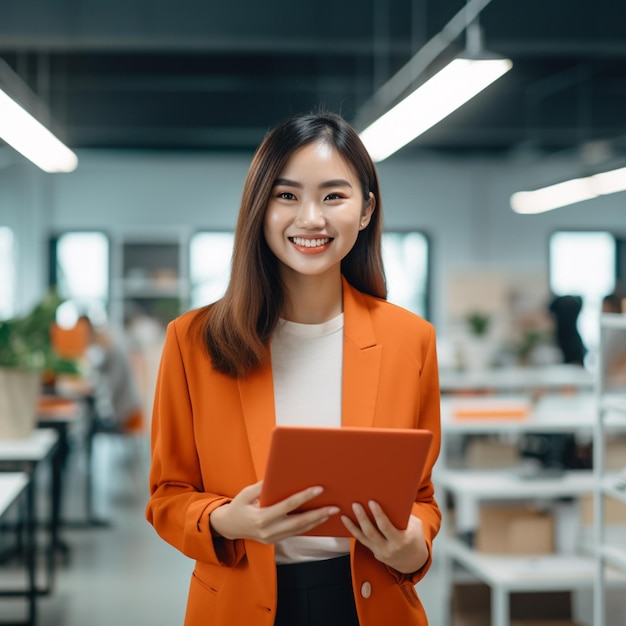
276, 191, 296, 200
325, 192, 343, 201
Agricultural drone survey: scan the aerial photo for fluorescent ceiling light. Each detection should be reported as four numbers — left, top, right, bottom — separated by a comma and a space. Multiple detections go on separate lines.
359, 56, 512, 162
0, 87, 78, 173
510, 165, 626, 214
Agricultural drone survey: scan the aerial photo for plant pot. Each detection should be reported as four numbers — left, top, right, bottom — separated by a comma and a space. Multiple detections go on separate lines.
464, 336, 494, 371
0, 367, 40, 439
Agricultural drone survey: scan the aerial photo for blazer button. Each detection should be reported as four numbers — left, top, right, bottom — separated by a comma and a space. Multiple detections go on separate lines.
360, 581, 372, 599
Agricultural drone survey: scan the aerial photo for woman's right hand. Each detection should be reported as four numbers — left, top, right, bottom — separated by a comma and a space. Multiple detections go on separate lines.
209, 481, 339, 544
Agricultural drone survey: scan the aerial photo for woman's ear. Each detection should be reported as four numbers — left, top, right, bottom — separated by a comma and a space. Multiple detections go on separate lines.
359, 192, 376, 230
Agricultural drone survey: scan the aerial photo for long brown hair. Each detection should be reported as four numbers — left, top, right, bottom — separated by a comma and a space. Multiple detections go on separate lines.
194, 111, 386, 378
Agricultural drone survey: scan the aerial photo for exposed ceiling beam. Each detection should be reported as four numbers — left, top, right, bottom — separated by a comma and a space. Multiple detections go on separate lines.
63, 75, 362, 94
0, 35, 412, 56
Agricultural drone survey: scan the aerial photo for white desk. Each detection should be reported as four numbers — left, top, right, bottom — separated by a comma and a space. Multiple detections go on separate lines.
439, 364, 594, 393
441, 392, 597, 434
438, 392, 599, 529
0, 473, 29, 514
436, 390, 623, 626
0, 472, 36, 626
447, 538, 626, 626
0, 428, 60, 599
438, 469, 595, 529
0, 428, 59, 462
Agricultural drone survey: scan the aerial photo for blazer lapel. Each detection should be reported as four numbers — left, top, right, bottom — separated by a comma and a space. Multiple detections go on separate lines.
341, 278, 382, 428
238, 360, 276, 479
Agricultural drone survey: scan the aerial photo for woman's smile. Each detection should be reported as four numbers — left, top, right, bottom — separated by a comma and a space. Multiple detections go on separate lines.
289, 236, 333, 253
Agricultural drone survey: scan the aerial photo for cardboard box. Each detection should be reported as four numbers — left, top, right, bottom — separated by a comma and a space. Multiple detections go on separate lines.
466, 437, 521, 469
580, 494, 626, 526
606, 436, 626, 470
476, 505, 554, 554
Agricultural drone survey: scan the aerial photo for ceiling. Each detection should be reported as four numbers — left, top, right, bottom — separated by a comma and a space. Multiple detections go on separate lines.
1, 0, 626, 163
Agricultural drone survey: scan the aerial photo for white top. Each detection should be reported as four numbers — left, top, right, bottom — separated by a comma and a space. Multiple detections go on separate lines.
270, 313, 350, 563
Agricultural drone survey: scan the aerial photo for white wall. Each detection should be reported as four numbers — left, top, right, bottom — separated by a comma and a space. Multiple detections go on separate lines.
0, 156, 52, 314
1, 148, 624, 336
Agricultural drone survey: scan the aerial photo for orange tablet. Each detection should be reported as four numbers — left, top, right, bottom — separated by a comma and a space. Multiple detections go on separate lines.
259, 426, 433, 537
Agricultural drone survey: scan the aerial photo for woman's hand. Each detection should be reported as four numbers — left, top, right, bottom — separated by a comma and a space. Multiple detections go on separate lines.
341, 502, 428, 574
209, 481, 339, 544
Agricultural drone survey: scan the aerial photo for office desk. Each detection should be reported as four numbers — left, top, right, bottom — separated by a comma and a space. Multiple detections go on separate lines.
0, 429, 59, 597
37, 394, 86, 538
439, 364, 593, 394
438, 392, 598, 532
42, 381, 108, 527
437, 391, 626, 626
0, 472, 36, 626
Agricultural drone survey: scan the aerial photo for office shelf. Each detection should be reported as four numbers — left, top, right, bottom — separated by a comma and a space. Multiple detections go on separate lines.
437, 377, 611, 626
110, 236, 190, 327
600, 475, 626, 503
593, 313, 626, 626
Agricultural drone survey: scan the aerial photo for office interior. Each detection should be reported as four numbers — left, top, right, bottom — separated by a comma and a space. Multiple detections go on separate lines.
1, 1, 626, 625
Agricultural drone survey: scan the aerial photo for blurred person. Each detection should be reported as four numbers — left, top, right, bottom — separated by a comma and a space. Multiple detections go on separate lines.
548, 294, 586, 365
145, 111, 441, 626
82, 315, 144, 433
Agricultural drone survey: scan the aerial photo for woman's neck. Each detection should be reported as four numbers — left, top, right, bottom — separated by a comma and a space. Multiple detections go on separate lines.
280, 272, 343, 324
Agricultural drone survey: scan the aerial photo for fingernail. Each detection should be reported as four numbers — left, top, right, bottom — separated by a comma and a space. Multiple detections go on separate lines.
328, 507, 340, 515
312, 486, 323, 496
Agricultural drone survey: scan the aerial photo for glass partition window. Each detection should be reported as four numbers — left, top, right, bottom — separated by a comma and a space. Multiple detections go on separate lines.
0, 227, 15, 320
549, 230, 616, 351
54, 231, 110, 323
382, 232, 430, 319
190, 232, 235, 309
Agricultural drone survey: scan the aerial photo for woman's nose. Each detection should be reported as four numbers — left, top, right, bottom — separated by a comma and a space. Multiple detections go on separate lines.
294, 200, 325, 229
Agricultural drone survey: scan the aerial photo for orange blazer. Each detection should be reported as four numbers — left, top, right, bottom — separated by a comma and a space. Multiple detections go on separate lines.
146, 278, 441, 626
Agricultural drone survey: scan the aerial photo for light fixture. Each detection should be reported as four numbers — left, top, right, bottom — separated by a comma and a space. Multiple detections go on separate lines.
354, 0, 509, 162
510, 165, 626, 214
0, 86, 78, 173
359, 55, 512, 162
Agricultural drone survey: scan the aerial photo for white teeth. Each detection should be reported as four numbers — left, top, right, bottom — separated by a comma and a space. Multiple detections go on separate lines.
291, 237, 330, 248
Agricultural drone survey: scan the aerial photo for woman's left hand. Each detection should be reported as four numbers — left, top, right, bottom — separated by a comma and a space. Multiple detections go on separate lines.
341, 502, 428, 574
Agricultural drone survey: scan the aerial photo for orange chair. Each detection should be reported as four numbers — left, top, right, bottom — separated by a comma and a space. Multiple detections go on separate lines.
49, 318, 91, 359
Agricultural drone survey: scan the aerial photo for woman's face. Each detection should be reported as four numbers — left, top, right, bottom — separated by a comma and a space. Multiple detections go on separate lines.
263, 140, 374, 283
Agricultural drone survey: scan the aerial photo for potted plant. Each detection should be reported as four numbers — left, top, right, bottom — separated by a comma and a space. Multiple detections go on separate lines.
463, 310, 493, 370
0, 289, 79, 438
466, 311, 491, 337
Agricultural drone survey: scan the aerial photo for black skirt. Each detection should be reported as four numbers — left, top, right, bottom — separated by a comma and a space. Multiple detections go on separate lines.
275, 555, 360, 626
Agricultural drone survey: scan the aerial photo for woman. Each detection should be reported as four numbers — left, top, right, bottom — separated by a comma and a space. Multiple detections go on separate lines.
145, 111, 441, 625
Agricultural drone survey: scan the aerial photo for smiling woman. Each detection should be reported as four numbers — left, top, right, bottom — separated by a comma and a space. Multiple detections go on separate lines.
145, 111, 441, 626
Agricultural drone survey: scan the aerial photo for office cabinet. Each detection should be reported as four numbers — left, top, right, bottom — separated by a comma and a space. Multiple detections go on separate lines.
110, 237, 189, 328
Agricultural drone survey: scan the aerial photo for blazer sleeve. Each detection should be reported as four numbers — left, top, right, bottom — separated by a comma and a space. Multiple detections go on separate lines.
145, 320, 246, 567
